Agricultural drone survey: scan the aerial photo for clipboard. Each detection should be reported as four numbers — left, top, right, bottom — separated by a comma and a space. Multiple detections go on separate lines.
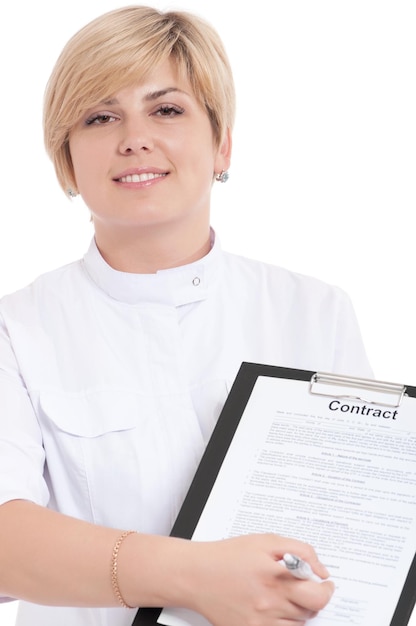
133, 362, 416, 626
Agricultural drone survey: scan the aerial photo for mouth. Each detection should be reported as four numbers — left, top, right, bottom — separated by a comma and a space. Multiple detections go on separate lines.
114, 172, 168, 183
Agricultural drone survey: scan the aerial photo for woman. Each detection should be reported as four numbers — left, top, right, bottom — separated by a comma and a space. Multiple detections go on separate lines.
0, 6, 371, 626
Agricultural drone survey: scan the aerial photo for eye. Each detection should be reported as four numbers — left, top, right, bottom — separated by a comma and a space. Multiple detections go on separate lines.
85, 113, 118, 126
153, 105, 185, 118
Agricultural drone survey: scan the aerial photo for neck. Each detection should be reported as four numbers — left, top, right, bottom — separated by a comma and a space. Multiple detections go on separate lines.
93, 221, 212, 274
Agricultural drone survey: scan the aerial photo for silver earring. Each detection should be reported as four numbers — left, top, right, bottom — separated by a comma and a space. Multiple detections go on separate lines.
67, 189, 77, 198
215, 170, 229, 183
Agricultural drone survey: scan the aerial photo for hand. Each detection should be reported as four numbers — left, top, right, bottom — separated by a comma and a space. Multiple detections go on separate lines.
184, 533, 334, 626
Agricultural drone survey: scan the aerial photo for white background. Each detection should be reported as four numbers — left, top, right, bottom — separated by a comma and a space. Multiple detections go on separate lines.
0, 0, 415, 624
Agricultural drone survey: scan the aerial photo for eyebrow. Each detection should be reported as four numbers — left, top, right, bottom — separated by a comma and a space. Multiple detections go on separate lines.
101, 87, 188, 106
145, 87, 187, 101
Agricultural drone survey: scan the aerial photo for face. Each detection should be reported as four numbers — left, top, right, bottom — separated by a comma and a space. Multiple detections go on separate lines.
69, 59, 230, 237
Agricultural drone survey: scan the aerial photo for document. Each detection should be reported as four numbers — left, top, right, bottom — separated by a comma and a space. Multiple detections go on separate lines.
135, 365, 416, 626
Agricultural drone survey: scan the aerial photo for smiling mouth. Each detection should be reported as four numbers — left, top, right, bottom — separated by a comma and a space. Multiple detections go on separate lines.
116, 172, 168, 183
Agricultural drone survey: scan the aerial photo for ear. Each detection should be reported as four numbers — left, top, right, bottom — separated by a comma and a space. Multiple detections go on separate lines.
214, 127, 232, 174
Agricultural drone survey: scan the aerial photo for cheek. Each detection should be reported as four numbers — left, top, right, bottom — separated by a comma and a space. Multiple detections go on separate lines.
69, 140, 88, 180
70, 140, 106, 186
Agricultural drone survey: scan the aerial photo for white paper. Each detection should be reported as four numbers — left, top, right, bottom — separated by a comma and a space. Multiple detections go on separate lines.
159, 376, 416, 626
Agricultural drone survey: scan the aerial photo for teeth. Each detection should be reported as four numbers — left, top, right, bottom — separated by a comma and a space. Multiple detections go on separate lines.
119, 172, 165, 183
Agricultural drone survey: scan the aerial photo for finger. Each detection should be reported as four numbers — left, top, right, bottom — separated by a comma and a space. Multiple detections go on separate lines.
271, 536, 330, 579
290, 579, 335, 613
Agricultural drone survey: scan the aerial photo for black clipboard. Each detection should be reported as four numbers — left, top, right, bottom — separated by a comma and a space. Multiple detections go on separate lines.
133, 362, 416, 626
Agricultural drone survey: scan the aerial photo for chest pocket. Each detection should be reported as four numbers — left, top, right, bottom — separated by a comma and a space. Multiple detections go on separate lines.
39, 390, 139, 437
37, 390, 153, 530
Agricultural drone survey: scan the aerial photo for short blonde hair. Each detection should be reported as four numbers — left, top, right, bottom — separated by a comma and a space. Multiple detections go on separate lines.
43, 5, 236, 193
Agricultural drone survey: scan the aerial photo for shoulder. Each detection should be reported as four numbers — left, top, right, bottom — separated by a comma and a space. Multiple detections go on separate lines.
220, 250, 350, 305
0, 259, 84, 319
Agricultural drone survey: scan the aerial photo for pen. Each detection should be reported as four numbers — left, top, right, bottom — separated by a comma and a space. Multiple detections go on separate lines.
281, 553, 323, 582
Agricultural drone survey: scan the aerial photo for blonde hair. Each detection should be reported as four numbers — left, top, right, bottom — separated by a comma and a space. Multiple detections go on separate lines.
43, 5, 236, 193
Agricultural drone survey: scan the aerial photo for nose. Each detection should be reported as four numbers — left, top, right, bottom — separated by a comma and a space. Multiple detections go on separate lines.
118, 118, 154, 155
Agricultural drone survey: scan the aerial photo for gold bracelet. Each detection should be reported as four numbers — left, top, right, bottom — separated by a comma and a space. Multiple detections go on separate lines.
110, 530, 136, 608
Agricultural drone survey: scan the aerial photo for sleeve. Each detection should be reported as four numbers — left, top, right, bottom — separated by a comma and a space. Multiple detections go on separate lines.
0, 311, 49, 507
331, 288, 374, 379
